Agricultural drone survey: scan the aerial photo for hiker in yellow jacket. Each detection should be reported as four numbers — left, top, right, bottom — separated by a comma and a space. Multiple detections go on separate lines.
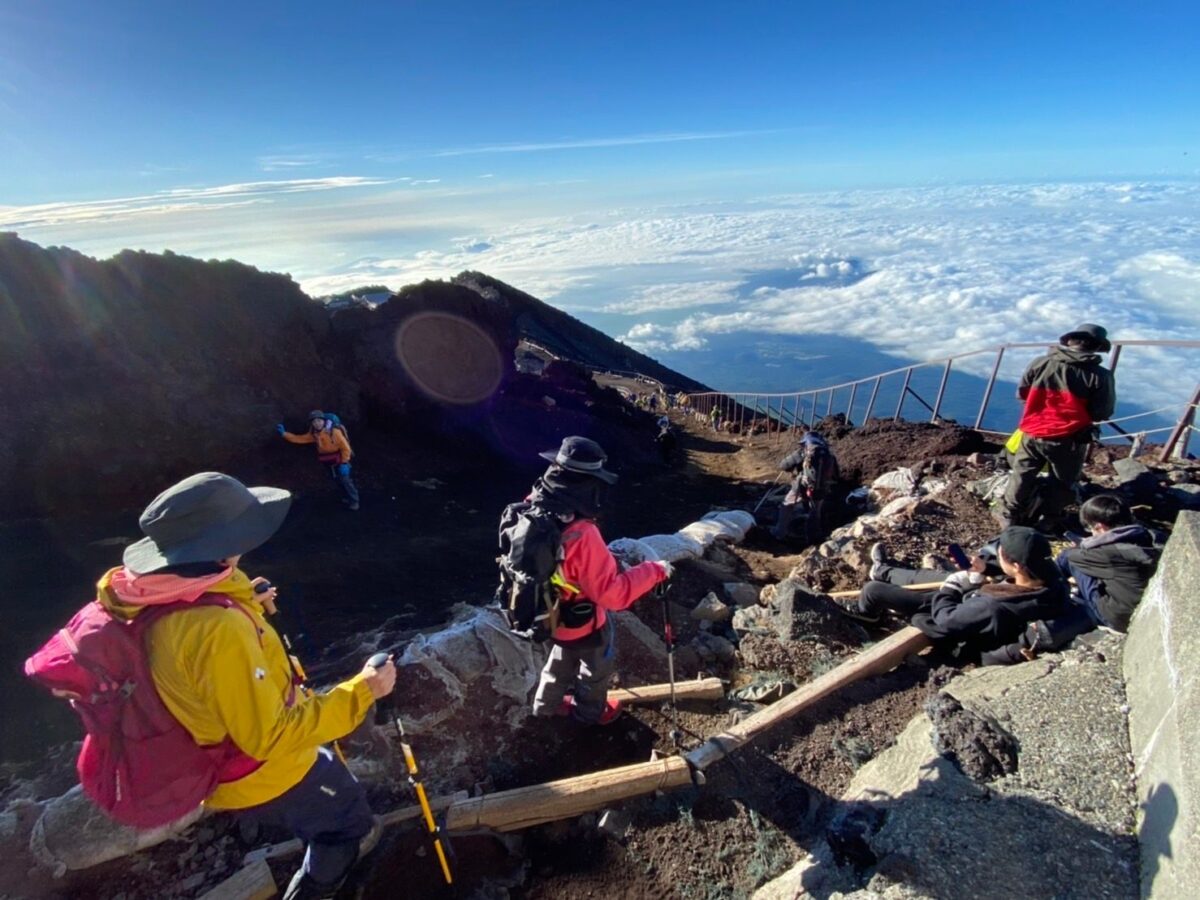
278, 410, 360, 510
112, 472, 395, 899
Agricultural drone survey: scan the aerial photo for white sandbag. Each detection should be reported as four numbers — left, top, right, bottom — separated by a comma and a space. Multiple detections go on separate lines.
641, 532, 705, 561
607, 537, 662, 566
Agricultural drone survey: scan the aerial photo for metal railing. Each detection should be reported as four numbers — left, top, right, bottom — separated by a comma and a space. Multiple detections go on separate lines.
685, 339, 1200, 461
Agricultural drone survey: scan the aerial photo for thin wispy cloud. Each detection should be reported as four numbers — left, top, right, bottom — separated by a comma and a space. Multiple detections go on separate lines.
0, 176, 395, 229
434, 129, 780, 157
258, 153, 332, 171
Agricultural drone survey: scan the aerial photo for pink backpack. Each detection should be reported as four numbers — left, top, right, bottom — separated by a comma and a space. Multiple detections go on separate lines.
25, 596, 259, 829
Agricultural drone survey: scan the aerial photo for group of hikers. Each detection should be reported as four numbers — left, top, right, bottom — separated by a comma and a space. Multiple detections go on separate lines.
827, 322, 1161, 665
25, 319, 1162, 897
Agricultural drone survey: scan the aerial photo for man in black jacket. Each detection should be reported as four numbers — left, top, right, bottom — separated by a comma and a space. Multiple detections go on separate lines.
912, 527, 1070, 658
998, 324, 1116, 530
984, 494, 1160, 664
772, 432, 839, 543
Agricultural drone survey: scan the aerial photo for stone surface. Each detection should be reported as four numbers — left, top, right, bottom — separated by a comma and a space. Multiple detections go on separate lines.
724, 582, 761, 608
690, 592, 733, 622
1124, 510, 1200, 899
758, 634, 1140, 900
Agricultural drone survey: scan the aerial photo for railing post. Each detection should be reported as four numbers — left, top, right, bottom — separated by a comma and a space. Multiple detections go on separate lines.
931, 359, 953, 423
738, 394, 746, 436
1160, 383, 1200, 462
825, 389, 835, 418
847, 382, 858, 427
1108, 343, 1123, 375
975, 346, 1006, 431
791, 395, 800, 433
895, 369, 913, 421
864, 376, 882, 422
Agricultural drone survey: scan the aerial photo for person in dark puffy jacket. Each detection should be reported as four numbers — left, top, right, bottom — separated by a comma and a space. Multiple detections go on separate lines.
997, 324, 1116, 530
984, 494, 1161, 664
772, 432, 839, 544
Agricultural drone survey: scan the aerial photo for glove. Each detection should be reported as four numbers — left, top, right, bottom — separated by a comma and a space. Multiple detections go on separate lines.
337, 462, 352, 476
275, 423, 285, 435
941, 570, 984, 593
655, 560, 674, 580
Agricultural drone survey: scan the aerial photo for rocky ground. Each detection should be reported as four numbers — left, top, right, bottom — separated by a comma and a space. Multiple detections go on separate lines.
2, 378, 1197, 900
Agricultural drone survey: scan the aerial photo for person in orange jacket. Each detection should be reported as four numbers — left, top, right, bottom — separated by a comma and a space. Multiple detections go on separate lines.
528, 437, 672, 725
278, 410, 359, 510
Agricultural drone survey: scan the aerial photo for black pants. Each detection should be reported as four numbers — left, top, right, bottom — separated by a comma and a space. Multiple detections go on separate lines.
1000, 434, 1088, 527
859, 581, 937, 619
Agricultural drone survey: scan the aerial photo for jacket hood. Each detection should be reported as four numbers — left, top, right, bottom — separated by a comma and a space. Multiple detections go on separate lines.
1050, 345, 1103, 367
1081, 524, 1153, 550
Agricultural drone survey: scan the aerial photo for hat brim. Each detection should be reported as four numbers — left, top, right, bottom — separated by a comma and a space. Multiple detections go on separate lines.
538, 451, 619, 484
1059, 331, 1112, 353
123, 486, 293, 574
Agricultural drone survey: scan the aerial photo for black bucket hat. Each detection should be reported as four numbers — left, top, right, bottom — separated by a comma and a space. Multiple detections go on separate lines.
123, 472, 292, 574
538, 436, 619, 484
308, 409, 327, 421
1059, 323, 1111, 353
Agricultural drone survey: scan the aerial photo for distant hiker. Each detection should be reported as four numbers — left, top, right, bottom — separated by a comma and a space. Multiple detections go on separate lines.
709, 406, 722, 432
278, 410, 360, 510
648, 393, 659, 411
997, 324, 1116, 531
985, 494, 1161, 664
772, 432, 840, 544
27, 473, 396, 900
524, 437, 671, 725
655, 421, 678, 465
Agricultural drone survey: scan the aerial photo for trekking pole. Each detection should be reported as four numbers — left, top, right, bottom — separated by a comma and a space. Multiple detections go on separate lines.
752, 472, 784, 515
655, 582, 683, 748
255, 582, 349, 766
367, 651, 453, 885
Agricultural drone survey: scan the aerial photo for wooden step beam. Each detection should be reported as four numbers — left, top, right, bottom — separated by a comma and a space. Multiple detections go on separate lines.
827, 581, 943, 599
609, 677, 724, 705
444, 756, 694, 833
686, 626, 931, 770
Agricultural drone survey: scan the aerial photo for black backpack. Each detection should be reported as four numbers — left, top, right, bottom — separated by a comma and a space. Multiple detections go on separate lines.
495, 502, 567, 641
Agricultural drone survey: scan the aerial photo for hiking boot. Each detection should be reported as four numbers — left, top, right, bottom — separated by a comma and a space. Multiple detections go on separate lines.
596, 699, 623, 726
831, 595, 882, 625
868, 543, 889, 581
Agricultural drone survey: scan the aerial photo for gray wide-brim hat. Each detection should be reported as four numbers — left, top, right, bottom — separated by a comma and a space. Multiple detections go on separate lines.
123, 472, 292, 574
538, 435, 619, 484
1059, 323, 1111, 353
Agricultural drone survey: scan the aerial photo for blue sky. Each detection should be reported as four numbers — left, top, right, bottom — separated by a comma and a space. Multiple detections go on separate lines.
2, 1, 1197, 203
1, 2, 1198, 412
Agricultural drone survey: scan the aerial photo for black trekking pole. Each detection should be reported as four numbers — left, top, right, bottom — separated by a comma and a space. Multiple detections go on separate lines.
655, 582, 684, 748
255, 582, 350, 766
367, 652, 453, 885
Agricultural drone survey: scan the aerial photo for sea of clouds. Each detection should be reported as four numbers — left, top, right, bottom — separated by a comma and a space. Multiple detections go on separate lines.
307, 180, 1200, 419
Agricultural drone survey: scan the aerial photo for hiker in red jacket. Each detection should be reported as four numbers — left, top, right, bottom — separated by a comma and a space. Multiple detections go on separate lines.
528, 437, 671, 725
997, 324, 1116, 531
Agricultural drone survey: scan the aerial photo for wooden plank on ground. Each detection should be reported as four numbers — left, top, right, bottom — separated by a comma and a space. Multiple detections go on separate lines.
826, 581, 943, 599
686, 626, 931, 770
198, 859, 276, 900
243, 790, 470, 865
609, 677, 724, 705
444, 756, 694, 833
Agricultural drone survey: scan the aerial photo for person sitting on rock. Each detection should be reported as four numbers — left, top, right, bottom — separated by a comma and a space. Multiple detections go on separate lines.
983, 494, 1161, 664
528, 437, 672, 725
277, 410, 359, 510
655, 419, 678, 465
772, 432, 840, 544
996, 324, 1116, 532
910, 527, 1071, 661
105, 473, 396, 899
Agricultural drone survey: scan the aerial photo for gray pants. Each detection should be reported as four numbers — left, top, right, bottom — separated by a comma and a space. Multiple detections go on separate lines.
532, 617, 616, 724
999, 435, 1088, 526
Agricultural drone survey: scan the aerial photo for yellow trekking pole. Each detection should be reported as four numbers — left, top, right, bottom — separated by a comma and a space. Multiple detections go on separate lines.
368, 652, 453, 885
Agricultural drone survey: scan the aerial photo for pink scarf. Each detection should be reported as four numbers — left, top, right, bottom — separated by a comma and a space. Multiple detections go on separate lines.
108, 565, 234, 608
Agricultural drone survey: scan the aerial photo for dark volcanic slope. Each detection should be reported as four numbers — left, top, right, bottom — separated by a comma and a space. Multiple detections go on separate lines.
453, 271, 709, 392
0, 235, 704, 514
